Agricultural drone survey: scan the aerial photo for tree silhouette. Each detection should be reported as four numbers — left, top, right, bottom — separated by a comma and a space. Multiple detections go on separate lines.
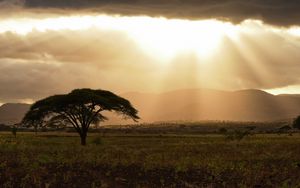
22, 88, 139, 145
22, 109, 45, 134
292, 116, 300, 130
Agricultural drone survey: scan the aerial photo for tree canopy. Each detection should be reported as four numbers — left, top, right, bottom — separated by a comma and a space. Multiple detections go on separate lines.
22, 88, 139, 145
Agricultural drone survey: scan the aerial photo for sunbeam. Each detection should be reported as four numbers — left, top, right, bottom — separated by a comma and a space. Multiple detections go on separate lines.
0, 15, 238, 61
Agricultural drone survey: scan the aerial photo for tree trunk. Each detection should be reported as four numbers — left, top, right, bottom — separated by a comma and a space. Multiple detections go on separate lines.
80, 133, 87, 146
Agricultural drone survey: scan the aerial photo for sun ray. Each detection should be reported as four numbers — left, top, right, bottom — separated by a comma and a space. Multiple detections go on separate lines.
226, 30, 280, 89
0, 15, 239, 62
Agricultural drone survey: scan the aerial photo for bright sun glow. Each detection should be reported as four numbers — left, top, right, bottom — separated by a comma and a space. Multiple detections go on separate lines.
0, 15, 238, 61
288, 27, 300, 37
265, 85, 300, 95
2, 15, 299, 63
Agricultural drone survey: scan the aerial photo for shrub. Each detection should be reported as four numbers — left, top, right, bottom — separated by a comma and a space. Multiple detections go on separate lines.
218, 128, 227, 134
225, 130, 251, 141
92, 136, 103, 145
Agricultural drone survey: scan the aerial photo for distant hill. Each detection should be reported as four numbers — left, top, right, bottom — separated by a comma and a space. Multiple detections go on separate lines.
1, 89, 300, 125
278, 94, 300, 98
0, 103, 30, 125
122, 89, 300, 122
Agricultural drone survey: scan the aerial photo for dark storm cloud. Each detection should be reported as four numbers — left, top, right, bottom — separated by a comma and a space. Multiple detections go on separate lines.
0, 0, 24, 7
17, 0, 300, 26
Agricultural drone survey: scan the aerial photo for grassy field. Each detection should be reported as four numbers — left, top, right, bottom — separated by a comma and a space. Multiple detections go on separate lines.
1, 131, 300, 187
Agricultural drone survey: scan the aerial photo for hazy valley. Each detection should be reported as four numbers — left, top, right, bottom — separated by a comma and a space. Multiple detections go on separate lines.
2, 88, 300, 125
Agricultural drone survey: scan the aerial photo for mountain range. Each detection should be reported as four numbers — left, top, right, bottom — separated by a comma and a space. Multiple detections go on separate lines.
122, 88, 300, 122
0, 103, 30, 125
1, 88, 300, 125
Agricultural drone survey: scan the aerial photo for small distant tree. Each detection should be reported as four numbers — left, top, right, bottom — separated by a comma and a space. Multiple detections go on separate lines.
22, 110, 45, 134
292, 116, 300, 130
22, 89, 139, 145
225, 129, 253, 141
11, 126, 17, 138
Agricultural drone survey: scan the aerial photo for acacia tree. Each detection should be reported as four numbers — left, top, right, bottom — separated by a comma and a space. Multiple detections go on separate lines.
22, 109, 45, 134
22, 89, 139, 145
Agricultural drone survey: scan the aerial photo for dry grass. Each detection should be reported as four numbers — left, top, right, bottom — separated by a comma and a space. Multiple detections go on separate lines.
0, 131, 300, 187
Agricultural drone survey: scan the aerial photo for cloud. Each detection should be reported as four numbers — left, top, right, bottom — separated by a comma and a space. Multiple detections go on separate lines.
14, 0, 300, 27
0, 29, 157, 102
0, 59, 78, 101
0, 20, 300, 102
0, 0, 24, 7
1, 1, 300, 27
0, 58, 156, 103
0, 29, 154, 70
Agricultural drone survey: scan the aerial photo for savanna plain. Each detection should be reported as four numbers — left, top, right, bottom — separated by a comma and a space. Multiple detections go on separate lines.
1, 122, 300, 188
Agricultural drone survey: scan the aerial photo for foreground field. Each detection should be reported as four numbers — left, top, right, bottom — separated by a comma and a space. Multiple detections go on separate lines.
1, 132, 300, 187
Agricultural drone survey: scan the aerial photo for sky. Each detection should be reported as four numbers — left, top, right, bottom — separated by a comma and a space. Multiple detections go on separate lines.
1, 0, 300, 103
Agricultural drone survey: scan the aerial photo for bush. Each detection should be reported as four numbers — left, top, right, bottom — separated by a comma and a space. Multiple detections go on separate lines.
225, 130, 251, 141
218, 128, 227, 134
92, 136, 103, 145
